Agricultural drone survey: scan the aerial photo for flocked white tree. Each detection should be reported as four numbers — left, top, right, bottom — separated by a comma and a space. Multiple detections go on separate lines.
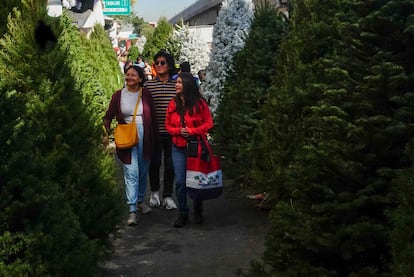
173, 24, 211, 76
203, 0, 254, 113
62, 0, 80, 9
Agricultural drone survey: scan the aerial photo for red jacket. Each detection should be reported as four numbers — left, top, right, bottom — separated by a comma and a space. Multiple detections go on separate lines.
103, 88, 159, 164
165, 98, 213, 147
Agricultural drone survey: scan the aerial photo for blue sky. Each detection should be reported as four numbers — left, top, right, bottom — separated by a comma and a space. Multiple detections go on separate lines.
133, 0, 197, 22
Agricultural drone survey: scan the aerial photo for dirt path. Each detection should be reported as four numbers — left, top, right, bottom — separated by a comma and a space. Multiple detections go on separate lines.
100, 185, 269, 276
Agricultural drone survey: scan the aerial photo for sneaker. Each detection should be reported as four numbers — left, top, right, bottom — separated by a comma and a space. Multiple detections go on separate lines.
137, 202, 152, 214
163, 197, 177, 210
127, 212, 137, 226
174, 214, 189, 228
149, 191, 161, 207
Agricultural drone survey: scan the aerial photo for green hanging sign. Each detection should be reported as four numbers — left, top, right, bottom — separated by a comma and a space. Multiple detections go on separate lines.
102, 0, 131, 15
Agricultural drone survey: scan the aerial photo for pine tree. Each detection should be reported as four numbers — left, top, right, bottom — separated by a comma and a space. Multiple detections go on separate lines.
0, 0, 22, 36
141, 17, 173, 61
0, 1, 123, 275
391, 141, 414, 276
380, 0, 414, 274
215, 1, 288, 184
253, 0, 414, 275
202, 0, 254, 113
128, 45, 140, 61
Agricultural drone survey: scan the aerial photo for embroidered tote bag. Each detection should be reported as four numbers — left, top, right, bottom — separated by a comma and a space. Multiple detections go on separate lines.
186, 135, 223, 201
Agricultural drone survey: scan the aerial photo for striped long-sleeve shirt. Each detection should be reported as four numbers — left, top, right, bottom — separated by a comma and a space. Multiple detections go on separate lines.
144, 78, 176, 135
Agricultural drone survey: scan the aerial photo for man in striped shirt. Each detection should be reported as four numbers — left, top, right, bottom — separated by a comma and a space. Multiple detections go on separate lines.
144, 50, 178, 210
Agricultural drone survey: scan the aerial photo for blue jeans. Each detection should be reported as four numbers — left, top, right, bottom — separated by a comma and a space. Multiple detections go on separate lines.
172, 144, 188, 215
123, 122, 149, 213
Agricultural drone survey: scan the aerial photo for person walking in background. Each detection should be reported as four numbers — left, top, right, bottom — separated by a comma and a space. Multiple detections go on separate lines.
144, 50, 178, 210
136, 56, 145, 68
117, 53, 131, 74
172, 61, 193, 80
177, 61, 191, 76
124, 59, 133, 74
197, 69, 206, 89
165, 72, 213, 227
143, 60, 153, 81
172, 61, 202, 93
118, 54, 125, 73
151, 62, 157, 79
103, 65, 159, 226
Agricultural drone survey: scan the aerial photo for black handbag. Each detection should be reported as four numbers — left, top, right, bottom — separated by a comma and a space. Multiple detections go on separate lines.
187, 135, 199, 157
180, 113, 209, 160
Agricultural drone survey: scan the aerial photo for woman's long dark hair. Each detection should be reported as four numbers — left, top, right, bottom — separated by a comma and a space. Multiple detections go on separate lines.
175, 72, 203, 116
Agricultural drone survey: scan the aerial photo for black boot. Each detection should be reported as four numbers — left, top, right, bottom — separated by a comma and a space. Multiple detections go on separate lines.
194, 201, 204, 224
174, 213, 189, 228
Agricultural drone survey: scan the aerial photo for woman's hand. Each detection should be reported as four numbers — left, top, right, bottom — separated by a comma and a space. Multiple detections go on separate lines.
180, 127, 189, 138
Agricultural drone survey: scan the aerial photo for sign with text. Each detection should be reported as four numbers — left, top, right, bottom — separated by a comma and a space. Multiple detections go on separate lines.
102, 0, 131, 15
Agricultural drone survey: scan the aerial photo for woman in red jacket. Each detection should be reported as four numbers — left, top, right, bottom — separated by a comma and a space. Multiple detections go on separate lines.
165, 72, 213, 227
103, 65, 159, 226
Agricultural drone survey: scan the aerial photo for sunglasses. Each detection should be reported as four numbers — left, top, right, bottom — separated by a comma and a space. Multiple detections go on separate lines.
154, 60, 167, 66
